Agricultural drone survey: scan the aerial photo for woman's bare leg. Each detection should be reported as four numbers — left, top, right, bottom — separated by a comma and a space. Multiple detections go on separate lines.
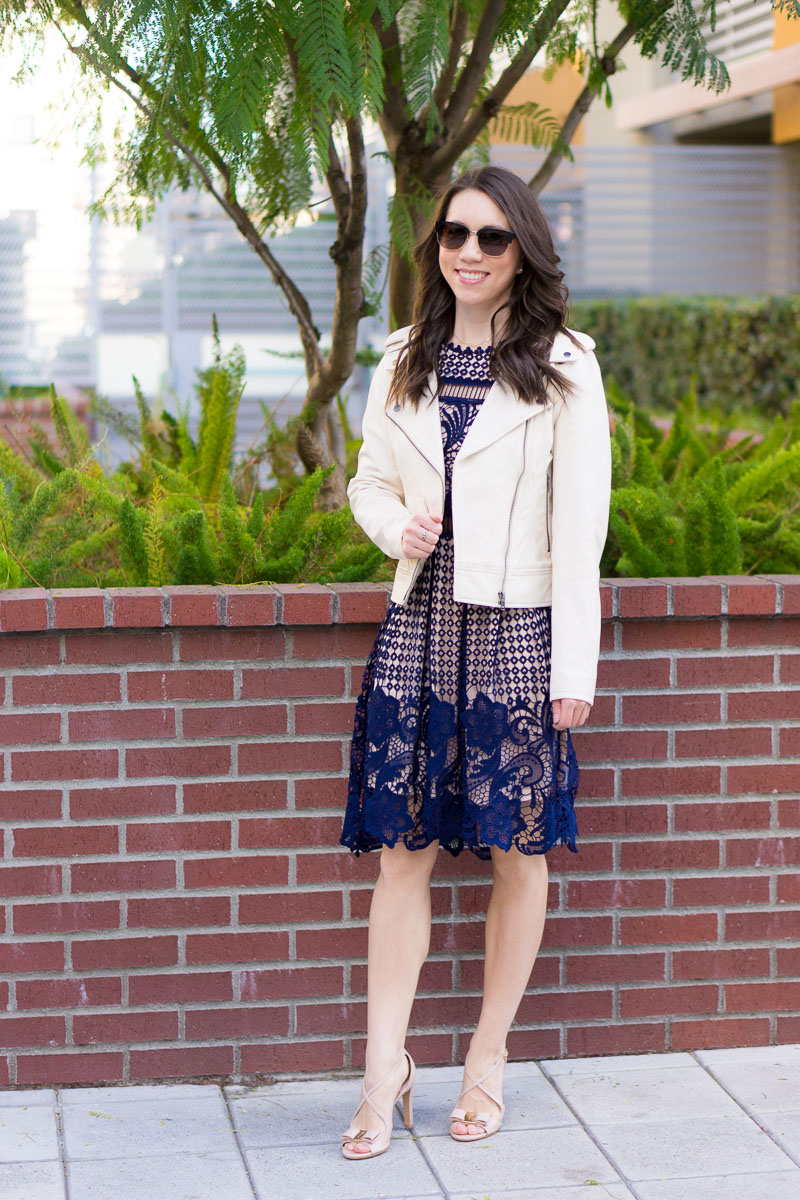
451, 845, 549, 1136
344, 839, 439, 1154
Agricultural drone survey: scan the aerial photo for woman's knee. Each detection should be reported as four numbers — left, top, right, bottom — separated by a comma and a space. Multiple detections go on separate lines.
379, 839, 438, 886
490, 844, 548, 888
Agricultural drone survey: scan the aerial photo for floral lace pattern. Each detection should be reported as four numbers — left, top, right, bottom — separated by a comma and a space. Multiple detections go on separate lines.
340, 342, 580, 860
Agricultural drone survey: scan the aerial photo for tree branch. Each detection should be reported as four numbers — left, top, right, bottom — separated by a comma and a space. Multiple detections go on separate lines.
442, 0, 508, 133
430, 0, 573, 176
431, 2, 470, 117
373, 13, 410, 154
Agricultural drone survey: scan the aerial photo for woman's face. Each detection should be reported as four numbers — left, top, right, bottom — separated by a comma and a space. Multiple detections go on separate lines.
438, 188, 522, 317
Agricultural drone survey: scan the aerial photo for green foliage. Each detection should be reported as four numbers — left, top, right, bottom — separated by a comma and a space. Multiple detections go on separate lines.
603, 383, 800, 578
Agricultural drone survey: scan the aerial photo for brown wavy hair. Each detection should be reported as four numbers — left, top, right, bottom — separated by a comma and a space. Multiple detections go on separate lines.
387, 165, 580, 410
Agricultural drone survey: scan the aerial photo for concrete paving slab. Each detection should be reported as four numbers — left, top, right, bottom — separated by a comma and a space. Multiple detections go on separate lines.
695, 1043, 800, 1114
549, 1062, 743, 1124
633, 1168, 800, 1200
243, 1137, 441, 1200
420, 1125, 622, 1192
0, 1160, 66, 1200
585, 1112, 795, 1181
228, 1085, 413, 1149
450, 1187, 636, 1200
60, 1093, 237, 1160
59, 1084, 221, 1105
0, 1104, 61, 1162
0, 1091, 57, 1107
540, 1052, 696, 1076
751, 1112, 800, 1165
410, 1069, 576, 1137
66, 1150, 255, 1200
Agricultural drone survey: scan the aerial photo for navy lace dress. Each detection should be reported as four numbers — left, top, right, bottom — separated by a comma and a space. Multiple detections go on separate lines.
340, 342, 580, 861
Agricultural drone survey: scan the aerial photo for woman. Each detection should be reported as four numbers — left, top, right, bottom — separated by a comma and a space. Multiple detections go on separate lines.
339, 165, 611, 1159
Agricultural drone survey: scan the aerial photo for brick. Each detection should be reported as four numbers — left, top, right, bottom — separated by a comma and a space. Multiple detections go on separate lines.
444, 956, 504, 990
12, 748, 118, 784
673, 948, 769, 981
13, 672, 120, 706
780, 655, 800, 684
677, 655, 773, 687
292, 625, 378, 661
238, 740, 342, 774
670, 581, 723, 617
186, 1006, 290, 1039
677, 796, 775, 836
295, 851, 380, 886
0, 713, 61, 744
70, 708, 177, 743
218, 586, 278, 627
600, 584, 613, 618
727, 616, 799, 647
294, 701, 355, 735
672, 1018, 771, 1051
623, 692, 720, 725
780, 727, 800, 757
239, 891, 342, 924
728, 764, 800, 794
242, 665, 346, 700
129, 972, 233, 1005
17, 977, 122, 1010
51, 589, 106, 629
239, 966, 344, 1001
13, 900, 119, 935
706, 577, 777, 616
327, 583, 389, 624
127, 670, 234, 702
622, 619, 721, 651
17, 1052, 123, 1086
567, 878, 666, 909
164, 586, 221, 627
296, 1001, 366, 1035
726, 910, 800, 941
71, 936, 178, 970
127, 896, 231, 927
577, 804, 667, 836
516, 989, 612, 1023
296, 926, 366, 960
586, 695, 615, 725
770, 575, 800, 615
778, 875, 800, 903
672, 876, 771, 907
125, 744, 231, 779
294, 777, 347, 810
621, 840, 720, 872
109, 589, 164, 628
71, 859, 176, 893
178, 627, 284, 663
576, 729, 668, 763
620, 984, 718, 1018
241, 1040, 344, 1074
540, 916, 613, 949
0, 789, 62, 821
239, 816, 343, 849
574, 768, 615, 800
620, 913, 717, 945
779, 798, 800, 826
614, 580, 669, 618
183, 778, 287, 814
777, 947, 800, 975
0, 635, 59, 669
728, 690, 800, 721
675, 726, 773, 759
69, 785, 176, 820
129, 1047, 233, 1081
273, 583, 333, 624
725, 837, 800, 868
0, 941, 64, 973
567, 1023, 666, 1057
187, 931, 289, 966
505, 1028, 562, 1061
13, 825, 118, 859
409, 995, 483, 1027
545, 841, 615, 874
0, 1016, 65, 1047
126, 819, 231, 854
183, 704, 287, 739
0, 590, 48, 632
65, 630, 172, 665
0, 864, 61, 896
621, 765, 721, 797
74, 1011, 179, 1044
565, 952, 666, 985
596, 657, 671, 689
183, 855, 289, 889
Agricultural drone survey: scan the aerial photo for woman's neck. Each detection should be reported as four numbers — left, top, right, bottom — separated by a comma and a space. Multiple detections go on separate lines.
451, 305, 506, 348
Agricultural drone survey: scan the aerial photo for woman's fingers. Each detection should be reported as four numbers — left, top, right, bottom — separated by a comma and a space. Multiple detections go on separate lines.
552, 698, 591, 730
401, 513, 443, 559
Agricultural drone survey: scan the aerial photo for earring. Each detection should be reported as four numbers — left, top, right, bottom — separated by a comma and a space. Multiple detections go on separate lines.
516, 267, 523, 274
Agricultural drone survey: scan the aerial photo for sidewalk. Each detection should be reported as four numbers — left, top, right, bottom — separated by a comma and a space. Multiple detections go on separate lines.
1, 1044, 799, 1199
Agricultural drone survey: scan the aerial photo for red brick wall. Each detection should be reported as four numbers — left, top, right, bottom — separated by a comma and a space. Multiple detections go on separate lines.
0, 577, 798, 1086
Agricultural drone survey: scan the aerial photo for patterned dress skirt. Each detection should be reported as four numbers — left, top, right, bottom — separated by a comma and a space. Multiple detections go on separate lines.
340, 343, 580, 861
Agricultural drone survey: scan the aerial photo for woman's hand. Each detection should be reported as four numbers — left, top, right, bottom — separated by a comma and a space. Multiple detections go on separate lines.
401, 512, 443, 559
552, 698, 591, 730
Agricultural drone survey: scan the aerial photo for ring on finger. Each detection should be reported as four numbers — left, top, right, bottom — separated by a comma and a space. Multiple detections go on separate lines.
421, 529, 427, 542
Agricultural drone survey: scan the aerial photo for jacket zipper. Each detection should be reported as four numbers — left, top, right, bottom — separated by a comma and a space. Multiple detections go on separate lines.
545, 462, 552, 553
499, 420, 529, 609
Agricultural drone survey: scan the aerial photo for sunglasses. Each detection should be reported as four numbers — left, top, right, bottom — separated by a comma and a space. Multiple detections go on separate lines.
435, 219, 517, 257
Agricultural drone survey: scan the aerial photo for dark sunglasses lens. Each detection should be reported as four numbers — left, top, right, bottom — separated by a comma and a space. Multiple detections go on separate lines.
478, 229, 513, 255
437, 222, 468, 249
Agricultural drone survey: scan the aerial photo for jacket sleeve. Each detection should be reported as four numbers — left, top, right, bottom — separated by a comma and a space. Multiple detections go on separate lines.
347, 351, 413, 562
549, 346, 612, 706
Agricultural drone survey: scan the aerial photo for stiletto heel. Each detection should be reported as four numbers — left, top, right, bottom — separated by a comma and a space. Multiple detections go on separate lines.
341, 1048, 416, 1160
449, 1046, 508, 1142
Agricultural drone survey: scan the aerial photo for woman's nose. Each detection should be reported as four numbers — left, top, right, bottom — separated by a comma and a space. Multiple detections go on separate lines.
459, 232, 484, 260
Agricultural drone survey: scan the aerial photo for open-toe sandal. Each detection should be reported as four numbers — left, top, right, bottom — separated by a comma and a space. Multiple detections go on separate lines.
449, 1047, 508, 1142
341, 1048, 415, 1160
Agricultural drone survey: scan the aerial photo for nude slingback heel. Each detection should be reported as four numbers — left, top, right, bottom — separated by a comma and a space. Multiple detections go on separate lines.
449, 1047, 508, 1142
341, 1049, 416, 1160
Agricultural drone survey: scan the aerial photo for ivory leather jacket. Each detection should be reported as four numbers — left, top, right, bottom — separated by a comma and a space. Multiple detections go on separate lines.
347, 325, 612, 706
